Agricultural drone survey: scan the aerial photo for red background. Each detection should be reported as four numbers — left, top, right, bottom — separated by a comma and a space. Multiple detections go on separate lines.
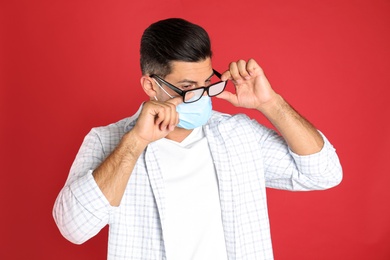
1, 0, 389, 259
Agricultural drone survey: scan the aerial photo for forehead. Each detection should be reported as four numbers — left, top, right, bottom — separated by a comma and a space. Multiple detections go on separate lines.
167, 58, 212, 81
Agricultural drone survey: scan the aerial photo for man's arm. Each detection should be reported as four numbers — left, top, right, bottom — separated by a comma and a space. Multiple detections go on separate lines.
257, 94, 324, 155
217, 58, 341, 189
91, 131, 147, 206
92, 97, 183, 206
53, 97, 183, 244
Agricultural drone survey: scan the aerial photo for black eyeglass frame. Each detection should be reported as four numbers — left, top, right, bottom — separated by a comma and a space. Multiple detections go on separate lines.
150, 69, 226, 103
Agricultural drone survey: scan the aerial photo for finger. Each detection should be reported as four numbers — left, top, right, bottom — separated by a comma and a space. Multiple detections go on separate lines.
160, 105, 172, 131
229, 61, 240, 83
246, 58, 262, 77
160, 101, 181, 131
151, 103, 168, 129
165, 95, 183, 107
163, 97, 181, 130
166, 101, 179, 131
237, 59, 251, 80
221, 70, 232, 82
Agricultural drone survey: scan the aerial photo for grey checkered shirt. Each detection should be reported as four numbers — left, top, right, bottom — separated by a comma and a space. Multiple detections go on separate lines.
53, 108, 342, 260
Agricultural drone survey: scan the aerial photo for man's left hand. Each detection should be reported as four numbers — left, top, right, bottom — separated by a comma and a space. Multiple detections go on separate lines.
217, 58, 278, 112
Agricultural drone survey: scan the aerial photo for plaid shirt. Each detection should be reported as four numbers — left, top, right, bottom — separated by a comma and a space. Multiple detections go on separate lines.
53, 108, 342, 260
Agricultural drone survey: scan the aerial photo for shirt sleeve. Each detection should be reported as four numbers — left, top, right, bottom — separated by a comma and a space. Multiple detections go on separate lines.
53, 129, 116, 244
254, 122, 343, 191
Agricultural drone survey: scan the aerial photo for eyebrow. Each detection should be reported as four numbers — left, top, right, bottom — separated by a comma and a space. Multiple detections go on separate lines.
175, 71, 215, 85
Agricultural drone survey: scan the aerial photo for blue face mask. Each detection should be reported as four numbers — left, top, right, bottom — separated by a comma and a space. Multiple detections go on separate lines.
176, 95, 212, 129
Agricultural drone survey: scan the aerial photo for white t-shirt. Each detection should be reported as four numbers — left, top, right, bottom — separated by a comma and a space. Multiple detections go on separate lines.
155, 127, 228, 260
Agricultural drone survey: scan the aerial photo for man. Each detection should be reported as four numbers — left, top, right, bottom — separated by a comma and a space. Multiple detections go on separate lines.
53, 18, 342, 260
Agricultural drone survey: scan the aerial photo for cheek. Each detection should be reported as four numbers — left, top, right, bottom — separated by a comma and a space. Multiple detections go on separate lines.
156, 90, 172, 102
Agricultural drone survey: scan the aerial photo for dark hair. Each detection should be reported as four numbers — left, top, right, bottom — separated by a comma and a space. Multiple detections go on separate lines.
140, 18, 212, 77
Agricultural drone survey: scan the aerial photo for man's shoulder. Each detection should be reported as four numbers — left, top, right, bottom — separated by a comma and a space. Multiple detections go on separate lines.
92, 105, 142, 135
209, 110, 253, 125
90, 116, 136, 138
208, 110, 273, 137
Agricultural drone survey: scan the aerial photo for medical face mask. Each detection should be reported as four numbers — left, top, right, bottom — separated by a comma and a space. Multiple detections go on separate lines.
176, 95, 213, 129
153, 79, 213, 129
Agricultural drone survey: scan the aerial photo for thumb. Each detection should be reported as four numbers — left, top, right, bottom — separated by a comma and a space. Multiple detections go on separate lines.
216, 91, 238, 106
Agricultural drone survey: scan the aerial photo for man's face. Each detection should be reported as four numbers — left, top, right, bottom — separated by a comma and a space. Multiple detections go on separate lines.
154, 58, 214, 102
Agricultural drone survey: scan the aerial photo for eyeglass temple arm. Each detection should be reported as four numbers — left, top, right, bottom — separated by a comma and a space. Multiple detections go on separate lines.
213, 69, 222, 79
150, 74, 184, 95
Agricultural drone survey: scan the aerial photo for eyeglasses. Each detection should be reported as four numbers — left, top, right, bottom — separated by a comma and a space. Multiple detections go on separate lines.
150, 69, 227, 103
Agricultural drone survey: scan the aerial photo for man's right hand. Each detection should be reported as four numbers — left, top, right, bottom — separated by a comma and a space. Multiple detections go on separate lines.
130, 96, 183, 145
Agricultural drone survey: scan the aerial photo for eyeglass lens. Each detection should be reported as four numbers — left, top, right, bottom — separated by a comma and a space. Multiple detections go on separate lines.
208, 81, 226, 96
184, 81, 226, 103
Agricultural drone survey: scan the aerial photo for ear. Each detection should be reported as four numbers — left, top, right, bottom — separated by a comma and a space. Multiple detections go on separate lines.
140, 76, 157, 98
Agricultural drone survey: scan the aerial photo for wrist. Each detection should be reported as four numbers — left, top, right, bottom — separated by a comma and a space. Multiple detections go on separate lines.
256, 93, 284, 116
121, 131, 149, 157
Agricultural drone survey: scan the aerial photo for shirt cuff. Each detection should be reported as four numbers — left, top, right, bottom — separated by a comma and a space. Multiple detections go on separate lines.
288, 131, 334, 176
69, 170, 113, 221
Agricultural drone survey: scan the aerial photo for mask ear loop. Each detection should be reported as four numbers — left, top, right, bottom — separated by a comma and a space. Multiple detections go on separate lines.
154, 96, 158, 101
153, 79, 174, 98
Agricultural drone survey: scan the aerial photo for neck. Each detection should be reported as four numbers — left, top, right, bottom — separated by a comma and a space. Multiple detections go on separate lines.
165, 127, 193, 143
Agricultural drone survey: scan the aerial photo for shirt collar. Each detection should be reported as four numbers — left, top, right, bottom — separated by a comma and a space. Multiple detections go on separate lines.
124, 103, 144, 132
